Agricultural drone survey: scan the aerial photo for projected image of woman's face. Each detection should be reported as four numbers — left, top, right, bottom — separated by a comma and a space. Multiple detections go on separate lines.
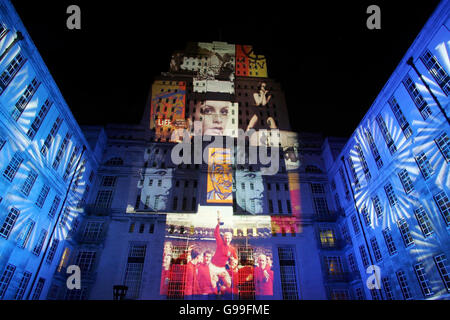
197, 100, 230, 136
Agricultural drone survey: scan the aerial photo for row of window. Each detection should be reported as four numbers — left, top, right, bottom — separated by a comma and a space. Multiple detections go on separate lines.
0, 263, 45, 300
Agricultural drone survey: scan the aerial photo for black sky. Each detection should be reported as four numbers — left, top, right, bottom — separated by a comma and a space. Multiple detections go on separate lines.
10, 0, 441, 137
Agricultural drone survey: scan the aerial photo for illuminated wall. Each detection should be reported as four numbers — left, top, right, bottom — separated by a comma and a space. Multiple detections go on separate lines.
0, 2, 100, 301
323, 2, 450, 300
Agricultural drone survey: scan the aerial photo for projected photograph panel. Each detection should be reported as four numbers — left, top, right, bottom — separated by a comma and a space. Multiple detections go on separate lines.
207, 148, 233, 204
160, 209, 274, 300
192, 100, 238, 137
150, 81, 186, 141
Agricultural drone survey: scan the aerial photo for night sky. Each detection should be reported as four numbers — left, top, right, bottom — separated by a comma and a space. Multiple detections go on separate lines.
10, 0, 441, 137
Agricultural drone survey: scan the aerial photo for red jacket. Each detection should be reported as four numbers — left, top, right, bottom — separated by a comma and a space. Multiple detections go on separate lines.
255, 266, 273, 296
211, 224, 237, 267
197, 263, 215, 295
183, 262, 198, 296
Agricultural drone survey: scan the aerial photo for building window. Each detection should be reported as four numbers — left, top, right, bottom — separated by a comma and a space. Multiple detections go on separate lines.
139, 223, 145, 233
365, 129, 383, 169
94, 190, 113, 208
339, 167, 351, 200
31, 278, 45, 300
420, 49, 450, 95
278, 247, 299, 299
415, 151, 434, 180
27, 99, 52, 139
319, 229, 336, 248
370, 237, 382, 262
158, 180, 162, 187
347, 156, 360, 191
191, 197, 196, 211
21, 169, 38, 196
83, 222, 103, 241
311, 183, 325, 194
361, 206, 371, 226
101, 176, 117, 187
48, 195, 61, 219
341, 224, 351, 245
414, 206, 433, 237
388, 96, 413, 139
3, 152, 23, 182
75, 251, 96, 273
144, 195, 150, 210
403, 75, 432, 119
0, 207, 20, 239
313, 197, 329, 216
35, 184, 50, 208
398, 169, 414, 194
376, 114, 397, 154
434, 254, 450, 292
105, 157, 124, 166
397, 218, 414, 247
0, 264, 16, 299
286, 200, 292, 214
347, 253, 358, 273
330, 289, 349, 300
351, 214, 360, 235
0, 52, 26, 94
46, 239, 60, 264
63, 146, 80, 181
334, 193, 342, 211
434, 131, 450, 162
13, 271, 32, 300
268, 199, 273, 213
16, 218, 35, 249
32, 229, 48, 256
40, 116, 63, 156
124, 244, 146, 300
359, 245, 370, 268
354, 143, 371, 181
434, 190, 450, 226
414, 262, 433, 297
382, 228, 397, 255
372, 195, 383, 218
382, 277, 395, 300
52, 132, 71, 170
59, 207, 71, 228
324, 256, 343, 275
384, 183, 398, 207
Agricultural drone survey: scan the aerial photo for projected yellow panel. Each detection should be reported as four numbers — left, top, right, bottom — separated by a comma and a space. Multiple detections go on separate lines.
207, 148, 233, 204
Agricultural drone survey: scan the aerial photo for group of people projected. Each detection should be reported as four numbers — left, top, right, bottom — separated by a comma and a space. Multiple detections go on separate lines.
161, 213, 274, 299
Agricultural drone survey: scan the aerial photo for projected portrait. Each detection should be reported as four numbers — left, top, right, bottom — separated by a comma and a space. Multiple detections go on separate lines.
283, 146, 300, 171
207, 148, 233, 204
246, 82, 277, 132
194, 100, 237, 137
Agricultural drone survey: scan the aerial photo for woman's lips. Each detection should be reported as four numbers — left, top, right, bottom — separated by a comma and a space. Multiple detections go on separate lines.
205, 127, 224, 135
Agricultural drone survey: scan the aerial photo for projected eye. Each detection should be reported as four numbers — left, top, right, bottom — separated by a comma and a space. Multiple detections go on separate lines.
200, 106, 214, 115
220, 107, 228, 116
154, 170, 167, 176
244, 173, 256, 179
